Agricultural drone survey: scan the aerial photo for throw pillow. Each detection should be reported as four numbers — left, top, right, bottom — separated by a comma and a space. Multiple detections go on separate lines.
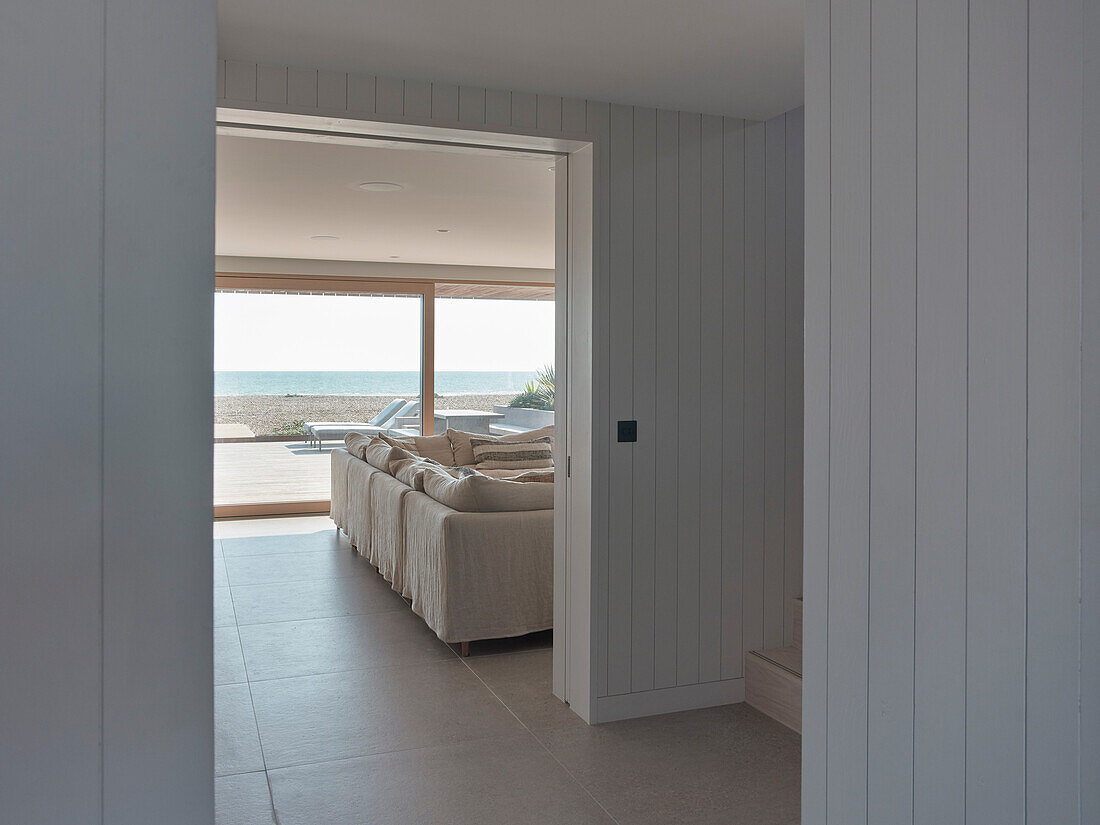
447, 424, 555, 466
469, 436, 553, 470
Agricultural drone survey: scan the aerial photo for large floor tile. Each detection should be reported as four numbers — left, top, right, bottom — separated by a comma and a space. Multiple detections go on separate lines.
223, 549, 370, 586
537, 704, 801, 825
231, 572, 406, 626
215, 626, 248, 685
215, 515, 335, 539
465, 649, 584, 733
268, 735, 614, 825
215, 771, 275, 825
215, 684, 265, 777
215, 586, 236, 628
221, 528, 351, 557
239, 610, 452, 681
214, 555, 230, 588
249, 660, 526, 769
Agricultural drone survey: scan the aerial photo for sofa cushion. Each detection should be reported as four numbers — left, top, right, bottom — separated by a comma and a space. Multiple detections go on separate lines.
512, 469, 555, 483
447, 424, 555, 466
379, 431, 457, 464
391, 457, 430, 489
420, 466, 555, 512
378, 433, 419, 454
363, 438, 418, 474
469, 436, 554, 470
344, 432, 373, 460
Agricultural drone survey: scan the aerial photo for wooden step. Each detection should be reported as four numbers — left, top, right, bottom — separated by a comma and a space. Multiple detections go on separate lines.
746, 645, 802, 734
793, 597, 803, 650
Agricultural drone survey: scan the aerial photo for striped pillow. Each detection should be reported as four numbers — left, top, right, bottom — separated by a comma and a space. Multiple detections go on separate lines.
469, 436, 553, 470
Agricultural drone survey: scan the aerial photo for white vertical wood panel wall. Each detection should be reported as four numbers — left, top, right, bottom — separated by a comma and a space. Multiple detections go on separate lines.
804, 0, 1089, 821
1, 0, 215, 822
216, 63, 804, 718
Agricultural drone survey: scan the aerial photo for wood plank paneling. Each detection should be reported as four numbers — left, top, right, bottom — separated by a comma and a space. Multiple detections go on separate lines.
630, 107, 658, 693
801, 0, 832, 814
966, 0, 1028, 820
1083, 5, 1100, 820
511, 91, 537, 130
783, 107, 805, 648
1, 2, 105, 819
103, 0, 214, 820
287, 67, 318, 109
537, 95, 563, 133
347, 74, 376, 114
607, 103, 634, 696
562, 98, 587, 134
484, 89, 511, 126
676, 111, 702, 686
375, 77, 404, 116
1026, 0, 1083, 819
826, 1, 871, 821
317, 71, 347, 111
225, 59, 256, 101
256, 64, 287, 105
698, 114, 725, 683
403, 80, 432, 119
721, 117, 747, 681
914, 0, 969, 820
763, 114, 787, 650
652, 108, 681, 691
431, 83, 459, 122
587, 100, 612, 698
458, 86, 485, 125
807, 0, 1087, 817
742, 120, 766, 658
867, 0, 916, 820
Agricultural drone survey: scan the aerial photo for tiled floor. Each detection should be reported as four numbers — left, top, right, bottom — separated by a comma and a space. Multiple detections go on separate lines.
214, 516, 801, 825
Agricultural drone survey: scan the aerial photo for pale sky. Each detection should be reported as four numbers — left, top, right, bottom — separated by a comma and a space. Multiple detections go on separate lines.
214, 291, 554, 372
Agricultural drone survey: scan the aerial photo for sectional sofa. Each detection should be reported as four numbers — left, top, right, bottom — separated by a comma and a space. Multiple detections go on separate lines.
329, 426, 555, 654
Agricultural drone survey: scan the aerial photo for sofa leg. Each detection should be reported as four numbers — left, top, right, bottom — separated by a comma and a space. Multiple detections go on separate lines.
460, 641, 470, 657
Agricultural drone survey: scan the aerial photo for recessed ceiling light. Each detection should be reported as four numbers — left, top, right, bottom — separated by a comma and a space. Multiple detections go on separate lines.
389, 255, 400, 259
436, 228, 450, 233
358, 181, 404, 192
310, 235, 339, 241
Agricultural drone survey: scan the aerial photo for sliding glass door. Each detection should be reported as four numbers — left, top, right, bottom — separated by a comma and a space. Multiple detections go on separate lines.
433, 283, 555, 436
213, 276, 432, 515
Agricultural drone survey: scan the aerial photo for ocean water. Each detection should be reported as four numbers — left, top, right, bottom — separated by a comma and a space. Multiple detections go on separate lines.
214, 370, 539, 397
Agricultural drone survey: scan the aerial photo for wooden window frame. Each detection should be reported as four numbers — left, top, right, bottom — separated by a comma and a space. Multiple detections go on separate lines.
213, 272, 553, 518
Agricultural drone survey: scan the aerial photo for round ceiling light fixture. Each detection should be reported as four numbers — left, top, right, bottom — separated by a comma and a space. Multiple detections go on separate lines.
389, 255, 400, 259
358, 181, 404, 192
435, 228, 450, 233
310, 235, 339, 241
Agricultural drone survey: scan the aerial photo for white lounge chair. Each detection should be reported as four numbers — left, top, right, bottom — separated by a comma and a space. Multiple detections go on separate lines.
311, 401, 422, 449
304, 398, 406, 447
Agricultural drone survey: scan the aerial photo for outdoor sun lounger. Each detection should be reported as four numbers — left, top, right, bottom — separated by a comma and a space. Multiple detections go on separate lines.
304, 398, 407, 447
311, 401, 422, 449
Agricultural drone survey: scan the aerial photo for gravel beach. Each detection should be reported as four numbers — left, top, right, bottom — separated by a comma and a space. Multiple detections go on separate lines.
215, 394, 516, 436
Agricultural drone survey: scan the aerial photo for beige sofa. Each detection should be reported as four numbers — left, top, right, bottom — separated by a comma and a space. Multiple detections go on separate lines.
329, 426, 554, 652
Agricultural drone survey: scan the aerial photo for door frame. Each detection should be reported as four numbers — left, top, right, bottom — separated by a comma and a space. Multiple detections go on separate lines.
215, 109, 597, 721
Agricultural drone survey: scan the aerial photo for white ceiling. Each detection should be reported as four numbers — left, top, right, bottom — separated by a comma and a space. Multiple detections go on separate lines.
216, 133, 556, 268
217, 0, 803, 121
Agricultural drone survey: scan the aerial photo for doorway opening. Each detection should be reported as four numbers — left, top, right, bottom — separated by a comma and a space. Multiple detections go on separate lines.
212, 110, 597, 762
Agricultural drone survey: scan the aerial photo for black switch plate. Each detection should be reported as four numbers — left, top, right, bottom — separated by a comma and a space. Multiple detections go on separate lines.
617, 420, 638, 443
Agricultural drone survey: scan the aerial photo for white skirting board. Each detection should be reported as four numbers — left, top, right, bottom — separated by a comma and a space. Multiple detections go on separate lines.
594, 678, 745, 723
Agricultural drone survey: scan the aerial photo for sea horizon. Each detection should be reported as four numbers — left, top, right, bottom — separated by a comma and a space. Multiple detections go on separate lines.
214, 369, 539, 397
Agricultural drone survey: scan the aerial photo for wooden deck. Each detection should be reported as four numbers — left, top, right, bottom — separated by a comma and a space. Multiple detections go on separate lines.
214, 440, 332, 505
